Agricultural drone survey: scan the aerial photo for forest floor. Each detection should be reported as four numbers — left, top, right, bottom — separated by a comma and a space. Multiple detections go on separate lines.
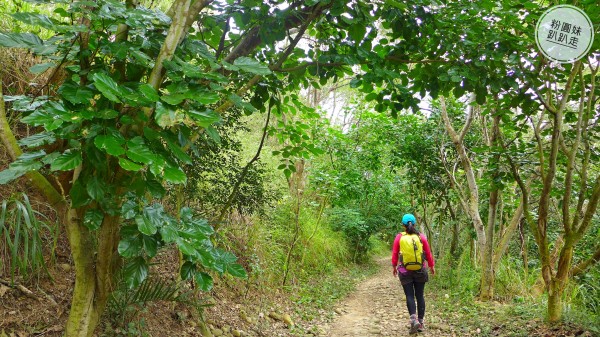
0, 251, 597, 337
318, 258, 597, 337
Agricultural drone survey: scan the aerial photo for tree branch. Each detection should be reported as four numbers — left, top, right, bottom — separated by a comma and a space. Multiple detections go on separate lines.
571, 244, 600, 277
215, 102, 271, 227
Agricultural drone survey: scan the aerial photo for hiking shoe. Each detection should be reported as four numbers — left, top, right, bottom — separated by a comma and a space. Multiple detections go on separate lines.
409, 315, 419, 334
417, 319, 424, 332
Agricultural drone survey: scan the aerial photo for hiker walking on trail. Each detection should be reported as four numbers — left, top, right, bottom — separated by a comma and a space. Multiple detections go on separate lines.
391, 213, 435, 334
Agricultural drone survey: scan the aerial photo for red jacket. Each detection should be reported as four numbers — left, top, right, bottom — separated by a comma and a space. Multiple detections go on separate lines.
391, 232, 435, 269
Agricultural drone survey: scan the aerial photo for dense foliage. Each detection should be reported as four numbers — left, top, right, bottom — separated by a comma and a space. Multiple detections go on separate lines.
0, 0, 598, 335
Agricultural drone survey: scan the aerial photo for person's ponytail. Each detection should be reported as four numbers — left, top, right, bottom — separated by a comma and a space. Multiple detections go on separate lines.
405, 222, 418, 235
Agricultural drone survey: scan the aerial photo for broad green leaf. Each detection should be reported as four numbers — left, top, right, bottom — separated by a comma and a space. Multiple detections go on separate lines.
160, 93, 188, 105
155, 102, 180, 128
142, 235, 158, 258
146, 179, 166, 198
126, 137, 155, 164
221, 61, 239, 72
160, 224, 179, 243
29, 62, 54, 74
189, 91, 219, 105
135, 215, 157, 236
123, 257, 148, 288
205, 126, 221, 143
187, 110, 221, 128
118, 157, 143, 171
138, 84, 159, 102
180, 261, 196, 280
194, 272, 213, 291
0, 168, 24, 184
121, 199, 138, 219
59, 83, 94, 105
70, 180, 91, 208
95, 135, 125, 156
118, 235, 143, 258
227, 263, 248, 279
233, 57, 271, 75
198, 249, 216, 270
50, 150, 82, 171
86, 176, 106, 201
176, 238, 198, 257
11, 13, 55, 30
164, 137, 192, 165
17, 132, 56, 148
83, 209, 104, 230
0, 32, 43, 48
92, 72, 123, 103
228, 94, 256, 114
163, 166, 187, 184
8, 151, 45, 175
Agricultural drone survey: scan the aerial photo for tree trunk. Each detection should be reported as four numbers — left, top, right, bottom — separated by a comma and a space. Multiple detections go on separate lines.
547, 283, 562, 322
480, 190, 498, 301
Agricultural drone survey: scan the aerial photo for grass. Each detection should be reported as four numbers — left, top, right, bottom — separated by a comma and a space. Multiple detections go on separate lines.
0, 193, 58, 283
428, 251, 600, 336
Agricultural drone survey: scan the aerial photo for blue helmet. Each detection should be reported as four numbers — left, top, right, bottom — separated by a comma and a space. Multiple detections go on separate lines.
402, 213, 416, 226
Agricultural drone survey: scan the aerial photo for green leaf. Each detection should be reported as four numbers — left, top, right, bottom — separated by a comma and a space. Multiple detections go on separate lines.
17, 132, 56, 148
227, 263, 248, 279
138, 84, 159, 102
118, 157, 143, 171
50, 150, 82, 171
118, 234, 143, 258
143, 235, 159, 258
154, 102, 180, 128
29, 62, 54, 74
349, 24, 366, 43
163, 166, 187, 184
0, 32, 43, 48
146, 179, 166, 198
11, 13, 56, 30
228, 94, 256, 113
135, 215, 157, 236
180, 261, 196, 280
92, 72, 123, 103
0, 168, 24, 184
187, 110, 221, 128
121, 199, 138, 219
123, 257, 149, 288
160, 224, 179, 243
83, 209, 104, 230
194, 272, 213, 291
233, 57, 271, 75
205, 126, 221, 143
126, 137, 155, 164
164, 136, 192, 165
70, 180, 91, 208
176, 238, 198, 257
59, 83, 94, 105
95, 135, 125, 156
86, 176, 106, 201
189, 91, 219, 105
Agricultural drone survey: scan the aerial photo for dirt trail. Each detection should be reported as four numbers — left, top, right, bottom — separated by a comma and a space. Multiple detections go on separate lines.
322, 258, 448, 337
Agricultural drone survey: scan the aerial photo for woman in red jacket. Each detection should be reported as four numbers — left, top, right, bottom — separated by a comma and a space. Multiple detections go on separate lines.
391, 213, 435, 334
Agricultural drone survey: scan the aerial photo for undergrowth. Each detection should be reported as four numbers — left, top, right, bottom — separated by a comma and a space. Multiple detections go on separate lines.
430, 249, 600, 334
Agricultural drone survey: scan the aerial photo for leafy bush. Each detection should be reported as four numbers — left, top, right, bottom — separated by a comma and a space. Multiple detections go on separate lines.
328, 207, 372, 262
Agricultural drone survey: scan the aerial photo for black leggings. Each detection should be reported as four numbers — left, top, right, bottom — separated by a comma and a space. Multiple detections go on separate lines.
402, 281, 425, 319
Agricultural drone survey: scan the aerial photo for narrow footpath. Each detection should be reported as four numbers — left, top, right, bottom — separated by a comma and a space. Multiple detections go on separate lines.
322, 258, 451, 337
